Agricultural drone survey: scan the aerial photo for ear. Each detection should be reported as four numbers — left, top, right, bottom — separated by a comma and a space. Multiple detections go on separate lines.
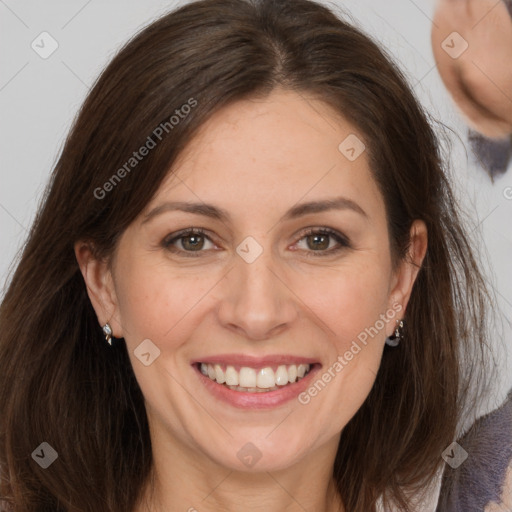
386, 220, 428, 337
74, 241, 124, 338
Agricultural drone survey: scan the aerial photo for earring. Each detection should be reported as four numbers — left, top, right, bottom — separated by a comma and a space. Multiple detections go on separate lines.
386, 319, 404, 347
102, 323, 113, 346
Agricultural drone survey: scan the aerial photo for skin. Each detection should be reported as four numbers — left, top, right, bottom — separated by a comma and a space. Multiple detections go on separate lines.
431, 0, 512, 138
76, 88, 427, 512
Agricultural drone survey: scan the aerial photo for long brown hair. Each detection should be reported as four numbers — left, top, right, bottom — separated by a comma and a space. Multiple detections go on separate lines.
0, 0, 496, 510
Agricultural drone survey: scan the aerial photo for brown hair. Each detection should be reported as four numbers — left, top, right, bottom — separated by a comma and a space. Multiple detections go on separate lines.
0, 0, 496, 510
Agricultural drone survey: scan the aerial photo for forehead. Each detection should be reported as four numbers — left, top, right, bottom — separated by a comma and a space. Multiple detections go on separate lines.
147, 89, 384, 220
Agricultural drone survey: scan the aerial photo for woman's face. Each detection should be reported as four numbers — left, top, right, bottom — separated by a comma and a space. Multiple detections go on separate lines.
85, 89, 424, 472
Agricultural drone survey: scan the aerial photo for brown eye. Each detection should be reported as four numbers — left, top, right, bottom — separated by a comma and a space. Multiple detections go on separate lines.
179, 233, 206, 251
305, 233, 330, 251
163, 228, 216, 257
295, 228, 350, 256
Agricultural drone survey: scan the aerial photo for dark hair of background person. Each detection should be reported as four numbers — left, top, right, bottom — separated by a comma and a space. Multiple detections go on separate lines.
0, 0, 497, 510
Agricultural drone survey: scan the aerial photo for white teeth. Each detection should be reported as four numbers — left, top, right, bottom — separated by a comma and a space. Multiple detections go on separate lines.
214, 364, 225, 384
239, 367, 257, 388
200, 362, 312, 391
226, 385, 280, 392
225, 365, 239, 386
256, 367, 275, 388
275, 365, 289, 386
288, 365, 297, 383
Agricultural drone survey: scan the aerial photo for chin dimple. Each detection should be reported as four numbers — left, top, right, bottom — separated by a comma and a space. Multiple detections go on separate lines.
199, 362, 311, 390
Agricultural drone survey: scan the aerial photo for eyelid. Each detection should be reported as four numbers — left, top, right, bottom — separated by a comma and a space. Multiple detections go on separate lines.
162, 226, 351, 257
293, 227, 351, 257
162, 227, 216, 255
163, 227, 209, 245
297, 227, 350, 245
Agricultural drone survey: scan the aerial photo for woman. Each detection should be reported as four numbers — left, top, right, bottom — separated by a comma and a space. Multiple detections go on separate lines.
0, 0, 496, 510
431, 1, 512, 509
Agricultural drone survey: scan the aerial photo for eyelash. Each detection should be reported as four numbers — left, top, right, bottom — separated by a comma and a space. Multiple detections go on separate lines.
162, 227, 351, 258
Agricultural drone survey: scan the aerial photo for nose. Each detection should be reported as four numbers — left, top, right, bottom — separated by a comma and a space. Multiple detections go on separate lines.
216, 241, 298, 341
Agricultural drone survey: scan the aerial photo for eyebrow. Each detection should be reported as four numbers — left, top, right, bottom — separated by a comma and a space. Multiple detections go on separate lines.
141, 196, 368, 225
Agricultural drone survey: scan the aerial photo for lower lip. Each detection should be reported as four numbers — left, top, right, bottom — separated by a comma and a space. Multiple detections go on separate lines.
193, 363, 321, 409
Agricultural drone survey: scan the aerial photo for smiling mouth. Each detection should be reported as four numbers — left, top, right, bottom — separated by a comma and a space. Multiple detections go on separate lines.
196, 362, 313, 393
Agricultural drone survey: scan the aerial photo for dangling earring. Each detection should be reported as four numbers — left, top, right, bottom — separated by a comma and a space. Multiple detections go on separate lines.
102, 323, 113, 346
386, 319, 404, 347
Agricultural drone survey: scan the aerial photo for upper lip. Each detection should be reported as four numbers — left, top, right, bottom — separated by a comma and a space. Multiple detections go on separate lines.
191, 354, 319, 369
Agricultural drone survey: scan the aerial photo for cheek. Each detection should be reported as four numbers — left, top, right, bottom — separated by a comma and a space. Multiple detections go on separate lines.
304, 266, 392, 416
296, 261, 392, 348
294, 267, 391, 436
113, 255, 214, 346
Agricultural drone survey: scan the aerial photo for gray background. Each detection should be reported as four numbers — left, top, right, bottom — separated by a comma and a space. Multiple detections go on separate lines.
1, 0, 511, 414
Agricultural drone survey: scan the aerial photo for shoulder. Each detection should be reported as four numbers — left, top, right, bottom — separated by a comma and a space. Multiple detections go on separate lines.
436, 389, 512, 511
